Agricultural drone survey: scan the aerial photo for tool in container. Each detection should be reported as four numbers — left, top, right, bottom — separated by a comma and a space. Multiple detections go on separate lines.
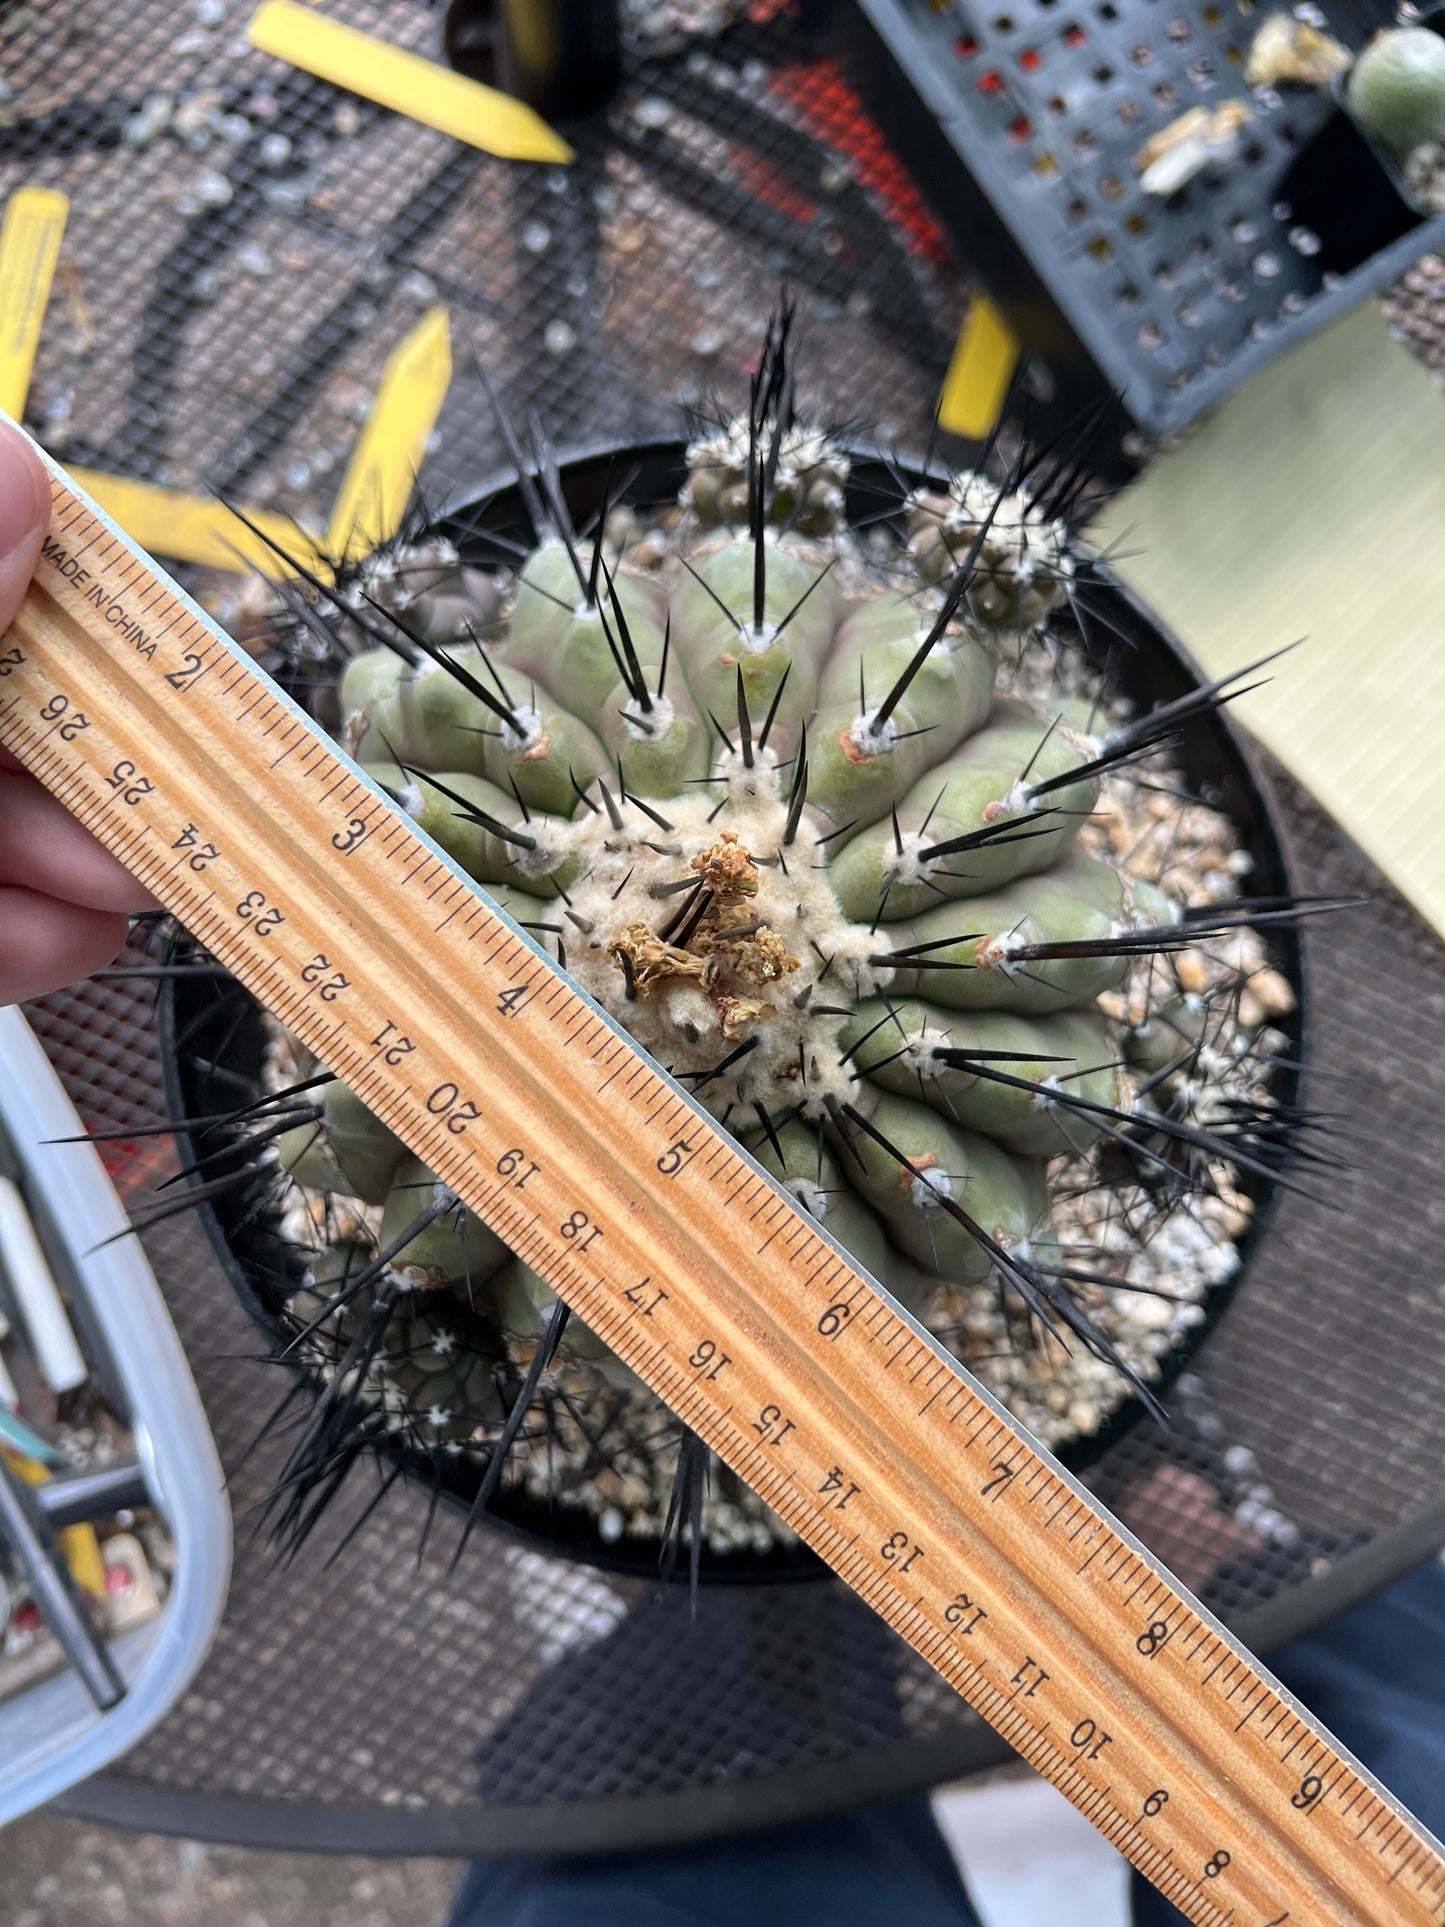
0, 1003, 231, 1826
1, 441, 1441, 1923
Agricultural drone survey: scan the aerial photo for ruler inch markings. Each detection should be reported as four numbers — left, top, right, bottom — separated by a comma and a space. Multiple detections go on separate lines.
1, 461, 1442, 1926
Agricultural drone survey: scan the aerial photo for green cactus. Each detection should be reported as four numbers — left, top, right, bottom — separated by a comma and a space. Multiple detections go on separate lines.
1347, 28, 1445, 160
685, 416, 850, 536
249, 331, 1299, 1549
906, 474, 1074, 632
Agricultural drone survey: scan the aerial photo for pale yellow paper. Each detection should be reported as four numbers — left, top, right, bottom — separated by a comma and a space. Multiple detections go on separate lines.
1088, 304, 1445, 933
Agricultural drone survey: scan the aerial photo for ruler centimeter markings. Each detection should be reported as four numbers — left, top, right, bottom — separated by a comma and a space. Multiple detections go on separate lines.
3, 455, 1444, 1924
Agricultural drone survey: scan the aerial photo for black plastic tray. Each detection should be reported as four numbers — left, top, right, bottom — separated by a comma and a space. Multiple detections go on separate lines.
844, 0, 1445, 437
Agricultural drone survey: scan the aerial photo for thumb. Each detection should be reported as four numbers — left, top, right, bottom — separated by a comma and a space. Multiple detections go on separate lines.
0, 421, 51, 633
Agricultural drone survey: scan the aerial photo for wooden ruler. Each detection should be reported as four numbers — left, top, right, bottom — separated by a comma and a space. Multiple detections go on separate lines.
3, 451, 1442, 1925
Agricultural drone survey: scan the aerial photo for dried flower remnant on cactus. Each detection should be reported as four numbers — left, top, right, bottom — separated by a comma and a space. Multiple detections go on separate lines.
217, 321, 1319, 1563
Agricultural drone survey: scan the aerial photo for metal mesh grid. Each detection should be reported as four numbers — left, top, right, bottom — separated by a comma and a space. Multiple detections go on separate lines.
5, 0, 1444, 1854
1, 2, 959, 537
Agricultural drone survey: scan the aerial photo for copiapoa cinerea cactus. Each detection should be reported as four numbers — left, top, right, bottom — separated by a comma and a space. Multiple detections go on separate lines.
186, 314, 1327, 1567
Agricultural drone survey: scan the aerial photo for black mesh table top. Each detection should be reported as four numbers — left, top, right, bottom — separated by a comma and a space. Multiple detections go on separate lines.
6, 0, 1444, 1855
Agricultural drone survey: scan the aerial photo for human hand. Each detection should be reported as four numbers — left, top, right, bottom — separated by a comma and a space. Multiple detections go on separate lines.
0, 425, 158, 1005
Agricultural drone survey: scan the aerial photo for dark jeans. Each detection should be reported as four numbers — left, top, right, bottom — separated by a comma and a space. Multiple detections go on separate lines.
448, 1557, 1445, 1927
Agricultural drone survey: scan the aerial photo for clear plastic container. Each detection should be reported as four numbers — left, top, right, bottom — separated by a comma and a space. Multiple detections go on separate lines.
0, 1006, 231, 1827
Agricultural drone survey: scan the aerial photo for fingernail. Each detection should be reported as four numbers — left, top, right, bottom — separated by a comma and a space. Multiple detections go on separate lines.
0, 423, 50, 557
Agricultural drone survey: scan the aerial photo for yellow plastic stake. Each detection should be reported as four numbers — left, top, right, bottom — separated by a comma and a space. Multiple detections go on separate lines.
58, 1521, 107, 1601
65, 470, 328, 580
0, 187, 68, 421
327, 306, 452, 561
248, 0, 574, 163
937, 293, 1019, 442
56, 309, 453, 579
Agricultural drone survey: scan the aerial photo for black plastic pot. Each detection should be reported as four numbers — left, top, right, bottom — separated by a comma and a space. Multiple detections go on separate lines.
443, 0, 622, 121
1282, 86, 1423, 275
161, 438, 1304, 1585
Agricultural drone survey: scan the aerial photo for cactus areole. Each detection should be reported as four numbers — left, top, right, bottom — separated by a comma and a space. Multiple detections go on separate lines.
195, 325, 1309, 1574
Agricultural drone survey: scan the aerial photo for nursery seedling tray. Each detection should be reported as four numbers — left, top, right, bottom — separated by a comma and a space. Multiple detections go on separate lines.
845, 0, 1445, 437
